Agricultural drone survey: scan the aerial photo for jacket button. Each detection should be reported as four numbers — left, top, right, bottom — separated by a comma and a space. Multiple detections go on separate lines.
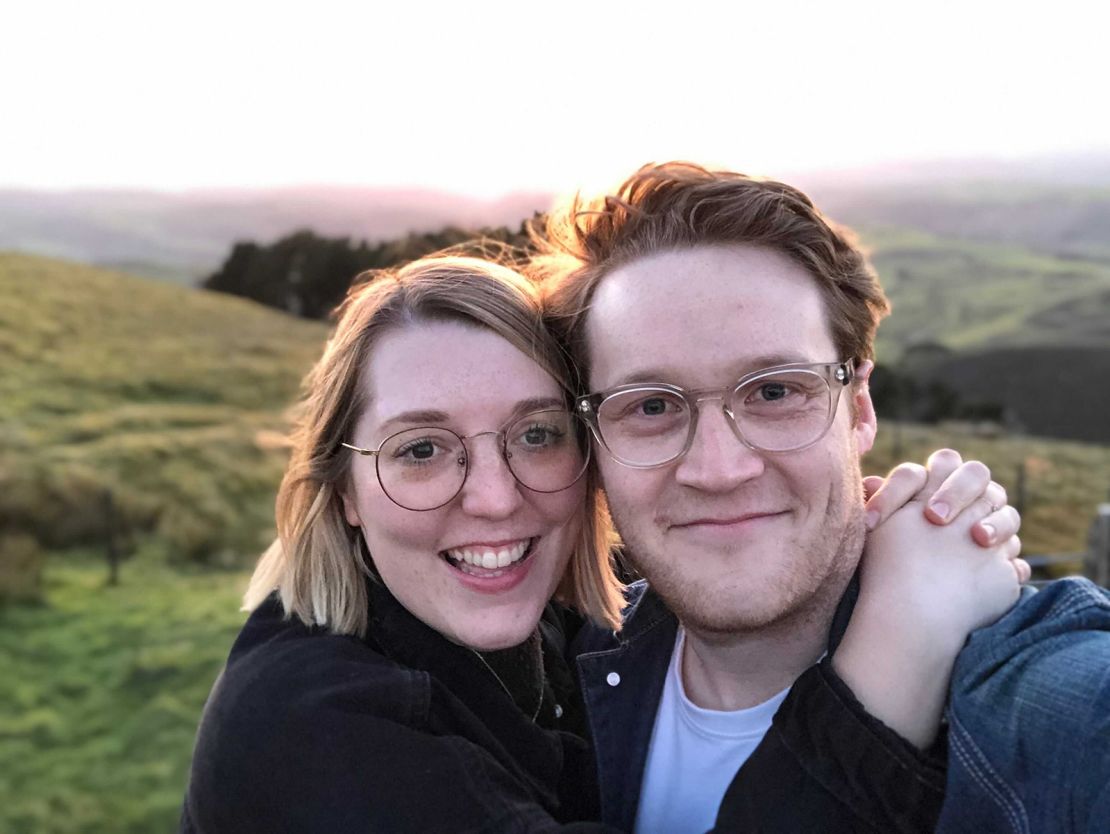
606, 672, 621, 687
554, 704, 563, 718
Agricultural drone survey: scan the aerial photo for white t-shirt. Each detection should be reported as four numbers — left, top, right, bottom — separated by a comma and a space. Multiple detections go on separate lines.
633, 628, 792, 834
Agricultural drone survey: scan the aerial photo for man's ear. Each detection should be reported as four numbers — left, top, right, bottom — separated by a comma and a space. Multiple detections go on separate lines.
851, 360, 877, 456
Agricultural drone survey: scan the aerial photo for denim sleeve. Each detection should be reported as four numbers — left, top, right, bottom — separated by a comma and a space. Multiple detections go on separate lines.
937, 578, 1110, 834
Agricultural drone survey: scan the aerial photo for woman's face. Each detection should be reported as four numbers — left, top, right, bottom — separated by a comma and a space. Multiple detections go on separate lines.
340, 320, 585, 651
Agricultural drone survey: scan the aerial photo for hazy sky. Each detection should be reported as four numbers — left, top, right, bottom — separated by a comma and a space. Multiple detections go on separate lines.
4, 0, 1107, 196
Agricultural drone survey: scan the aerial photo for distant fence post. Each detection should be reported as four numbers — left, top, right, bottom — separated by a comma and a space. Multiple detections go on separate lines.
1086, 504, 1110, 588
1014, 462, 1027, 517
103, 489, 120, 586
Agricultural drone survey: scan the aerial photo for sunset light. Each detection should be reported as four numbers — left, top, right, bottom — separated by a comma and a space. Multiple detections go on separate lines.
4, 0, 1107, 195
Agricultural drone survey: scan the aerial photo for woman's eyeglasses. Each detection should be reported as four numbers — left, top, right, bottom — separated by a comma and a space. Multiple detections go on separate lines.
342, 409, 589, 511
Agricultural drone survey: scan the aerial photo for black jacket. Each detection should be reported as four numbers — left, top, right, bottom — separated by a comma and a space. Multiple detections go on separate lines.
573, 580, 947, 832
181, 580, 606, 833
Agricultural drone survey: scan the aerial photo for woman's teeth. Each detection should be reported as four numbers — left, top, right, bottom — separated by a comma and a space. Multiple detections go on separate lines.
445, 540, 530, 570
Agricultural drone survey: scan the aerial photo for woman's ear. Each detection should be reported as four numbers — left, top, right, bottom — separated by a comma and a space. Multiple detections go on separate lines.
340, 488, 362, 528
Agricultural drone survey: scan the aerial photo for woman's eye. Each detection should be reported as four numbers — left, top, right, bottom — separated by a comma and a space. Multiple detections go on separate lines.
524, 428, 548, 445
640, 397, 669, 416
519, 424, 563, 447
395, 439, 441, 461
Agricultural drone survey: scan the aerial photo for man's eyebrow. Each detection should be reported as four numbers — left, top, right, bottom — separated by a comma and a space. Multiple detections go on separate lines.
606, 370, 676, 387
602, 354, 819, 389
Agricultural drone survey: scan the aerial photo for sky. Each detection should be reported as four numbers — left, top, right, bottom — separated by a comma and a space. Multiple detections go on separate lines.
3, 0, 1108, 197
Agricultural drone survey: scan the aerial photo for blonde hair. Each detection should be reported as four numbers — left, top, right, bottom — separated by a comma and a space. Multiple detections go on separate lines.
244, 256, 623, 637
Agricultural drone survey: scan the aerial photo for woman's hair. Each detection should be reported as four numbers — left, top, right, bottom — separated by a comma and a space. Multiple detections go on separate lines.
244, 256, 624, 637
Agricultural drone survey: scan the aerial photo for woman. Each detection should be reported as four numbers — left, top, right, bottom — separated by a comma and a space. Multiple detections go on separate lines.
180, 256, 1024, 832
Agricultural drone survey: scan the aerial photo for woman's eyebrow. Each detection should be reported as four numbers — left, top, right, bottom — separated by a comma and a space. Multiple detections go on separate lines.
513, 396, 566, 415
378, 397, 566, 432
379, 409, 450, 432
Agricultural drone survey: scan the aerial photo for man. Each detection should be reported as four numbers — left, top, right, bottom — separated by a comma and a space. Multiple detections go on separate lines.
536, 163, 1110, 833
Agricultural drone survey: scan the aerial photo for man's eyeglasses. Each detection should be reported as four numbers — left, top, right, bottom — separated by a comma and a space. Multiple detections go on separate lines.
575, 361, 855, 469
342, 409, 589, 511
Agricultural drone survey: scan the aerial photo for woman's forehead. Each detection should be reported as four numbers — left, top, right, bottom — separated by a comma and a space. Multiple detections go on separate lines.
360, 322, 563, 428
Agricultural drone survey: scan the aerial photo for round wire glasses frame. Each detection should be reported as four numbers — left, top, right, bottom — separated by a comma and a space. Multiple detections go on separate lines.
575, 360, 856, 469
340, 408, 590, 511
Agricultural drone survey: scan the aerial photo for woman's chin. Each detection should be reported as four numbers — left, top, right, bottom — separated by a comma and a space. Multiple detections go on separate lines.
436, 597, 548, 651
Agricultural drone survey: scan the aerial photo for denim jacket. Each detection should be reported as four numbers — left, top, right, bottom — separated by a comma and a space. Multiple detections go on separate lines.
936, 577, 1110, 834
572, 579, 949, 833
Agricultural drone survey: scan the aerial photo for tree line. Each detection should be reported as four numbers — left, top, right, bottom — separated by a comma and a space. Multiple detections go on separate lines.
202, 225, 532, 319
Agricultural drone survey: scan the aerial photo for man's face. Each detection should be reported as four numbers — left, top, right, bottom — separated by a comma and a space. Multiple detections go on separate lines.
585, 244, 877, 635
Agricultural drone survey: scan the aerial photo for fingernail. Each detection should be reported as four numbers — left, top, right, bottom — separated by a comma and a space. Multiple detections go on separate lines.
979, 523, 996, 543
930, 501, 950, 521
864, 510, 879, 530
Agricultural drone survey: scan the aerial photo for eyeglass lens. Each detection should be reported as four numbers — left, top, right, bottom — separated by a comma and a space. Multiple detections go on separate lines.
595, 369, 836, 466
375, 410, 587, 510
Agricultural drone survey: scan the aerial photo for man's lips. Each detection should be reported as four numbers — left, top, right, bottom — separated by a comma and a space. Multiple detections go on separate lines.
669, 511, 789, 529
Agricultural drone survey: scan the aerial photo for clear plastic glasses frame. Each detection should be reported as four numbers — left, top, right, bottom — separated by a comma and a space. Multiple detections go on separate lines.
575, 361, 855, 469
341, 408, 590, 511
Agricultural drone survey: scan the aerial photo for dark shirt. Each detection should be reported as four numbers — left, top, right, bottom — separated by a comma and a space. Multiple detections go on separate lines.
181, 579, 607, 833
574, 580, 948, 833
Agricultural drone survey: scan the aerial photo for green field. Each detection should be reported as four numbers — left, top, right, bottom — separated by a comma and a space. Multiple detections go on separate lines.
0, 555, 249, 834
0, 252, 328, 567
860, 227, 1110, 362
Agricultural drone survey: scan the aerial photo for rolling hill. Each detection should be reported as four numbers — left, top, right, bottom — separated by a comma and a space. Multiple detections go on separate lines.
860, 227, 1110, 361
0, 252, 329, 564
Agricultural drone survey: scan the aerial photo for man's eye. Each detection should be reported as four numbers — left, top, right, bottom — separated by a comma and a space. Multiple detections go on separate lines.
640, 397, 670, 416
758, 383, 789, 402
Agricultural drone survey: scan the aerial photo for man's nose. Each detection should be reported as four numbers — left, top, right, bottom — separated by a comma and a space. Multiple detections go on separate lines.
673, 402, 765, 491
458, 434, 525, 518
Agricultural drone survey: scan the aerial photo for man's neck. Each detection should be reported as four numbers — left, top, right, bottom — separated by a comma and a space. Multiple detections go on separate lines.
679, 585, 846, 712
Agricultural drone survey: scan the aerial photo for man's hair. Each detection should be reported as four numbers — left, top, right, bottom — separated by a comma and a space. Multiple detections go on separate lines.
244, 256, 624, 637
532, 162, 891, 386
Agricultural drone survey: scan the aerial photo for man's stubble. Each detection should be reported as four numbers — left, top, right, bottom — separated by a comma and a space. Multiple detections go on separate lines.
611, 451, 867, 641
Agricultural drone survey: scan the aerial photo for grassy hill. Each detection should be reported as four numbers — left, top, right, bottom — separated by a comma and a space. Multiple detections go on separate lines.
0, 252, 329, 566
856, 228, 1110, 443
860, 227, 1110, 361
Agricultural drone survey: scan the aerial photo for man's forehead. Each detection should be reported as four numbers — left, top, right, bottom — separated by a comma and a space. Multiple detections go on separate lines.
584, 244, 836, 389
